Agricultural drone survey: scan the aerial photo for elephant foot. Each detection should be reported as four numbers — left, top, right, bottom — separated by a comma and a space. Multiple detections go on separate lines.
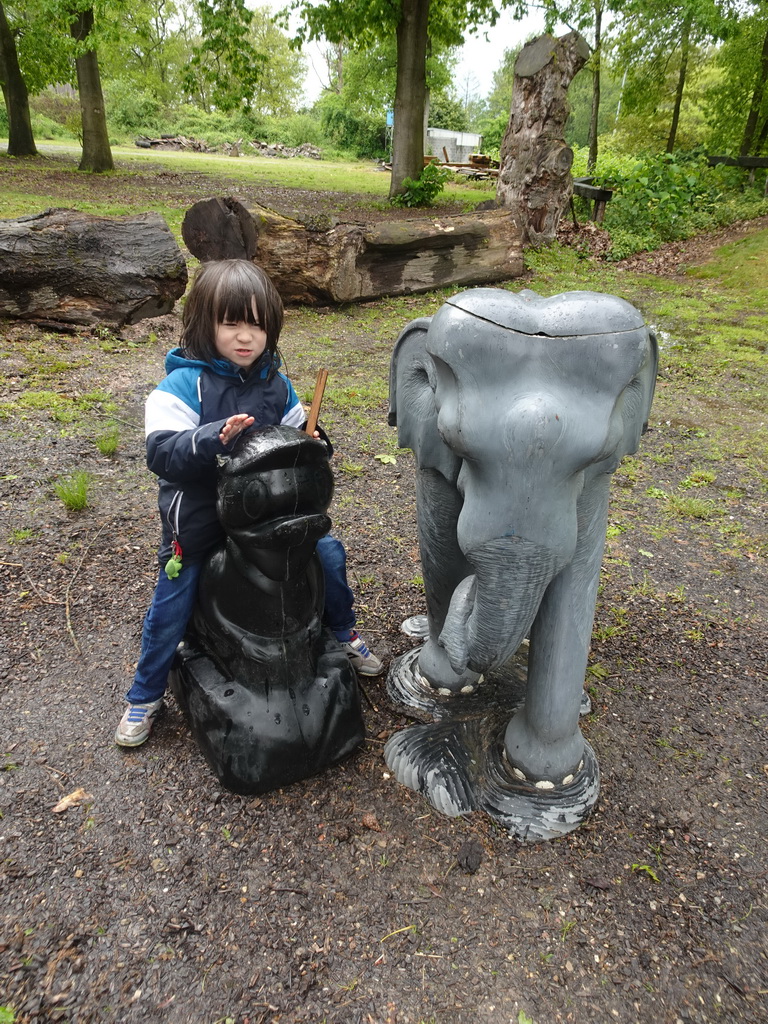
418, 637, 483, 695
503, 706, 586, 786
384, 718, 599, 842
482, 736, 600, 841
387, 647, 483, 719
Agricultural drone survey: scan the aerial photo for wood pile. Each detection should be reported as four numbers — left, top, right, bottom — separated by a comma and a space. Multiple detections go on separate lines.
135, 134, 210, 151
249, 141, 322, 160
133, 136, 323, 160
437, 153, 500, 180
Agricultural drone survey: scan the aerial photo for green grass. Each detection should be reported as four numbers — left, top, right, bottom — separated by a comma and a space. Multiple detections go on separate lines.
54, 471, 91, 511
687, 228, 768, 298
0, 144, 493, 233
95, 424, 120, 457
7, 528, 34, 544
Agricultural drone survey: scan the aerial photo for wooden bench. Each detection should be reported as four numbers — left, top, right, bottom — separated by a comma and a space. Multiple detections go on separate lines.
707, 155, 768, 194
572, 176, 614, 222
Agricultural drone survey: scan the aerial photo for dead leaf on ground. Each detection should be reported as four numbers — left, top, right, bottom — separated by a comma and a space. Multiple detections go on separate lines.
52, 787, 93, 813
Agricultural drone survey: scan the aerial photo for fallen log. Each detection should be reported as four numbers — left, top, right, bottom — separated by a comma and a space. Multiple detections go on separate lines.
0, 209, 188, 327
181, 196, 523, 304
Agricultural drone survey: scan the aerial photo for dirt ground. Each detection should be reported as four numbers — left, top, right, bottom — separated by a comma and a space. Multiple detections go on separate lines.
1, 162, 767, 1024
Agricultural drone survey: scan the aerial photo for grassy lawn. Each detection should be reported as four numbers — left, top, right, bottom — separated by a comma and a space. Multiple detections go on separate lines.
0, 141, 495, 230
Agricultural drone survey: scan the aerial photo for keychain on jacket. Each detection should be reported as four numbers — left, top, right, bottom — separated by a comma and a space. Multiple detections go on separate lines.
164, 539, 183, 579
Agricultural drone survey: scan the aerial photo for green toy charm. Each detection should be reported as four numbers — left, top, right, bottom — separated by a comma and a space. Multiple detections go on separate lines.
164, 539, 183, 580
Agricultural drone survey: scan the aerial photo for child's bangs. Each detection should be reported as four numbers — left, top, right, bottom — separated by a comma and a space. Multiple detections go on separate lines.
214, 275, 261, 325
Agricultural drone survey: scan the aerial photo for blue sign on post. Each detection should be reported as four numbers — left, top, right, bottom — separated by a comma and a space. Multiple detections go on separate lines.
386, 110, 394, 127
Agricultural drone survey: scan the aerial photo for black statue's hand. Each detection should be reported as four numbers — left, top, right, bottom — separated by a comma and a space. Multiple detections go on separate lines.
300, 421, 334, 459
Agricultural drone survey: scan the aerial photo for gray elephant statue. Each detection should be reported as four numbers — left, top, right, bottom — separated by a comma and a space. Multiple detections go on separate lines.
385, 287, 658, 840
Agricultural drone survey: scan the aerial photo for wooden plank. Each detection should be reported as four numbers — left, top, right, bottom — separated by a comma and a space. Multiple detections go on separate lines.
573, 178, 613, 202
707, 155, 768, 169
572, 178, 613, 222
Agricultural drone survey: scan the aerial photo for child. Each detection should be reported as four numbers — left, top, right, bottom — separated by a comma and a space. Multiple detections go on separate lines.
116, 259, 383, 748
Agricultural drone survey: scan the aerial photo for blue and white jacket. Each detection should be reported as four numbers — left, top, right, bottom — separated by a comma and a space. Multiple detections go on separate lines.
145, 347, 304, 564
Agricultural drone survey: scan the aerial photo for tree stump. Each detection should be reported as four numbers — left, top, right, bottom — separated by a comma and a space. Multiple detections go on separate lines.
496, 32, 591, 246
0, 209, 188, 328
182, 196, 523, 305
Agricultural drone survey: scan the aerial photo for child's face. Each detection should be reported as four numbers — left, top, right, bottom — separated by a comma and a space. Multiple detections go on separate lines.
214, 301, 267, 370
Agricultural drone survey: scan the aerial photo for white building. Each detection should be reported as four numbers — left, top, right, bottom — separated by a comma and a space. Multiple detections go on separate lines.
426, 128, 483, 164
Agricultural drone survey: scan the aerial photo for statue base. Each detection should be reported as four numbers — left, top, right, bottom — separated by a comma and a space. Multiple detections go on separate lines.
170, 629, 365, 795
384, 647, 598, 842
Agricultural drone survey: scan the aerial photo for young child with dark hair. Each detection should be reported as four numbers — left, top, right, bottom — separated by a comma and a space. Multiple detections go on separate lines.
116, 259, 382, 748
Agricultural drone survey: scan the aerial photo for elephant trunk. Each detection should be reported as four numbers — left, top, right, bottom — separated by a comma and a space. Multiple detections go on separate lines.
439, 535, 565, 676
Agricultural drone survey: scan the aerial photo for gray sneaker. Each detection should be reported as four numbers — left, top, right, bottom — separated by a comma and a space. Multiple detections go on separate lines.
337, 632, 384, 676
115, 698, 164, 747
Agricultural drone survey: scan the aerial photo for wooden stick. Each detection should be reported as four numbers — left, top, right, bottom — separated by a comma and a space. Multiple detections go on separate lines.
305, 368, 328, 435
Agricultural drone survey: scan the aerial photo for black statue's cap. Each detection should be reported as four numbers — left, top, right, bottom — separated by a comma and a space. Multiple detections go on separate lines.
221, 425, 328, 477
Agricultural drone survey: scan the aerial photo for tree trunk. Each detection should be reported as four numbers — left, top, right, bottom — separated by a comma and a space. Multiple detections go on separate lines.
740, 25, 768, 157
0, 209, 187, 327
666, 10, 692, 154
181, 196, 523, 305
496, 32, 590, 247
0, 0, 37, 157
587, 3, 602, 175
389, 0, 430, 199
70, 7, 114, 173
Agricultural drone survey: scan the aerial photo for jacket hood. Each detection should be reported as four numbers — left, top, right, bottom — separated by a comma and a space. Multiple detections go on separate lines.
164, 347, 278, 379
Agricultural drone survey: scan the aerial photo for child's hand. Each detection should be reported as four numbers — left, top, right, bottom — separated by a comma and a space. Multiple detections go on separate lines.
220, 414, 255, 445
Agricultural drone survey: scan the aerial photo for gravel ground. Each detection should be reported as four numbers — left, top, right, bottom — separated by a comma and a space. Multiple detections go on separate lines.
1, 165, 766, 1024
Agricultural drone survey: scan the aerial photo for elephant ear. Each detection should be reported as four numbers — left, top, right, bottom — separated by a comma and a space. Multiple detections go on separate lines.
389, 317, 461, 482
641, 328, 659, 434
619, 326, 659, 457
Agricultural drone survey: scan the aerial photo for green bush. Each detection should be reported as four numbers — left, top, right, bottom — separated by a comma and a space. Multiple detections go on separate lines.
25, 91, 79, 140
30, 89, 79, 126
476, 113, 508, 160
259, 112, 325, 148
317, 95, 386, 159
390, 162, 451, 208
153, 105, 263, 146
590, 149, 768, 260
104, 80, 161, 132
31, 113, 69, 140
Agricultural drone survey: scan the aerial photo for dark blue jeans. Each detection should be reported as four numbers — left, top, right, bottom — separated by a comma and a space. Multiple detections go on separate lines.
126, 534, 356, 703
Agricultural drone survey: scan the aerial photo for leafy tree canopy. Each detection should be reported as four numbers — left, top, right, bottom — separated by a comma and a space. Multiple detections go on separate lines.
705, 4, 768, 153
290, 0, 529, 52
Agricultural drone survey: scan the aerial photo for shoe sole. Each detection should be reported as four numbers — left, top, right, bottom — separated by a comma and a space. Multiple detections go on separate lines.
115, 729, 152, 748
351, 662, 385, 677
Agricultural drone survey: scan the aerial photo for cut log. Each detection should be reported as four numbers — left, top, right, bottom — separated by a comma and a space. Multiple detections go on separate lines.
496, 32, 590, 246
0, 209, 188, 327
182, 196, 523, 305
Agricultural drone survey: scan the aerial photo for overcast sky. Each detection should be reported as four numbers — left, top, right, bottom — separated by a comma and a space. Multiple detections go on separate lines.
452, 8, 549, 100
